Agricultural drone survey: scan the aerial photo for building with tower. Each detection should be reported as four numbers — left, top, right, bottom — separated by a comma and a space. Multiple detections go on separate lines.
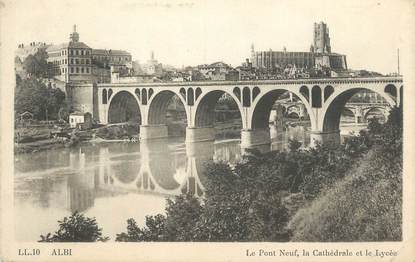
142, 51, 163, 76
312, 22, 331, 53
250, 22, 347, 72
46, 25, 132, 84
46, 25, 93, 83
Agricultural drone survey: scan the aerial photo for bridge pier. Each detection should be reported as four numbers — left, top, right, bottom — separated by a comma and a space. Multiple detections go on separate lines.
270, 124, 278, 140
309, 130, 340, 147
186, 127, 215, 143
139, 124, 168, 140
241, 128, 271, 153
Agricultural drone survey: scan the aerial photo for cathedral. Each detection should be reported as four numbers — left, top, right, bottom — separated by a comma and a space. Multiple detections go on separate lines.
251, 22, 347, 71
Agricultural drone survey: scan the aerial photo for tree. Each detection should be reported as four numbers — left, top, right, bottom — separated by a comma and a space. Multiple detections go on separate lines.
116, 195, 202, 242
39, 212, 109, 242
23, 49, 49, 78
15, 77, 66, 120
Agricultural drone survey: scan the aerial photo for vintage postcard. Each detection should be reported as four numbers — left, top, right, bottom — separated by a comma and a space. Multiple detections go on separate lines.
1, 0, 414, 261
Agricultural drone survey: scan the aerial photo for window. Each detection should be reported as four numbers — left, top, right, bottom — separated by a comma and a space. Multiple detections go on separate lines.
86, 59, 89, 64
86, 68, 89, 73
70, 50, 74, 55
81, 50, 84, 55
71, 118, 74, 123
81, 67, 84, 73
71, 67, 74, 73
75, 59, 79, 64
65, 59, 67, 64
81, 59, 84, 64
76, 67, 79, 73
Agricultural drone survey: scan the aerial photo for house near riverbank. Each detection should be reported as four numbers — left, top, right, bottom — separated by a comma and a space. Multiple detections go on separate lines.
69, 112, 92, 129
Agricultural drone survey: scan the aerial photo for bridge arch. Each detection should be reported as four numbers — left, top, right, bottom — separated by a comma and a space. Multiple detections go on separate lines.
193, 90, 243, 128
252, 86, 261, 101
179, 88, 186, 100
195, 87, 202, 101
363, 107, 388, 122
311, 85, 322, 108
187, 88, 195, 106
102, 89, 108, 104
250, 87, 315, 130
147, 90, 188, 125
399, 85, 403, 106
321, 87, 395, 132
108, 90, 142, 124
142, 89, 148, 105
384, 84, 397, 99
299, 85, 309, 101
108, 89, 113, 100
242, 87, 251, 107
134, 88, 140, 100
233, 87, 241, 102
342, 107, 356, 118
285, 105, 301, 119
324, 85, 334, 101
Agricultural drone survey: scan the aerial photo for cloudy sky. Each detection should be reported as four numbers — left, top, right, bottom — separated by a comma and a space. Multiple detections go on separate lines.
5, 0, 413, 74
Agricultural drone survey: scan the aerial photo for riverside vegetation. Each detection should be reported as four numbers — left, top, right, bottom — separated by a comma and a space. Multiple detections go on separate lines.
39, 107, 402, 242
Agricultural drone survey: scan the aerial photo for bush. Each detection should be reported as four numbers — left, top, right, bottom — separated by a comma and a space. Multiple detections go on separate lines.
116, 195, 202, 241
39, 212, 109, 242
115, 107, 402, 242
288, 147, 402, 241
288, 107, 402, 241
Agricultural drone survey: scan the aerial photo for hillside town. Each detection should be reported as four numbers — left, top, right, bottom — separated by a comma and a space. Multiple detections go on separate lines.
15, 22, 389, 91
14, 21, 396, 154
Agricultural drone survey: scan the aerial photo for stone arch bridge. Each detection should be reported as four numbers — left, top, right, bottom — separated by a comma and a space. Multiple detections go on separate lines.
275, 101, 391, 124
73, 77, 402, 149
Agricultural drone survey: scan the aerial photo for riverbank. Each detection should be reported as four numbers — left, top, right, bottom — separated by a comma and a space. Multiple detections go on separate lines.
14, 118, 365, 154
14, 139, 66, 154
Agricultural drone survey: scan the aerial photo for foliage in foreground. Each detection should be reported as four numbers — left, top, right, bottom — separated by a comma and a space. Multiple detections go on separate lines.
116, 108, 402, 242
39, 212, 108, 242
39, 108, 402, 242
288, 107, 402, 241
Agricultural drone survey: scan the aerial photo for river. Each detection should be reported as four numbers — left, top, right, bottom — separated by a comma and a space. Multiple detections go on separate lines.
14, 123, 363, 241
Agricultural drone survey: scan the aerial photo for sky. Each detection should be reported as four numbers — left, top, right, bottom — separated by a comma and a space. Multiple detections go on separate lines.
5, 0, 412, 74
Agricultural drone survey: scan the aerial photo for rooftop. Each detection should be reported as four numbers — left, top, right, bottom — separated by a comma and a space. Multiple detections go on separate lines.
92, 49, 131, 56
46, 41, 91, 51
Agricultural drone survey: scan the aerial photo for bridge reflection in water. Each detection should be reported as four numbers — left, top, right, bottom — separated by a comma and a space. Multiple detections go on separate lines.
14, 126, 310, 241
96, 139, 241, 199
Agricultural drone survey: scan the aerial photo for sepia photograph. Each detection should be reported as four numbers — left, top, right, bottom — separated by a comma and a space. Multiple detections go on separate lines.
1, 0, 414, 261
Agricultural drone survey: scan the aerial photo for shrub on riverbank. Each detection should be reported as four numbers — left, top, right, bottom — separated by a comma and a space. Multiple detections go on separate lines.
288, 107, 402, 241
288, 146, 402, 241
95, 124, 139, 140
39, 212, 109, 242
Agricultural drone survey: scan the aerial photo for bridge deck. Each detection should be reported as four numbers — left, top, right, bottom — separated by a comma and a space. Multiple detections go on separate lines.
97, 76, 403, 88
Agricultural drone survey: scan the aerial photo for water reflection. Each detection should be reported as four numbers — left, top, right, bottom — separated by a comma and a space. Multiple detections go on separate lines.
14, 125, 312, 241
